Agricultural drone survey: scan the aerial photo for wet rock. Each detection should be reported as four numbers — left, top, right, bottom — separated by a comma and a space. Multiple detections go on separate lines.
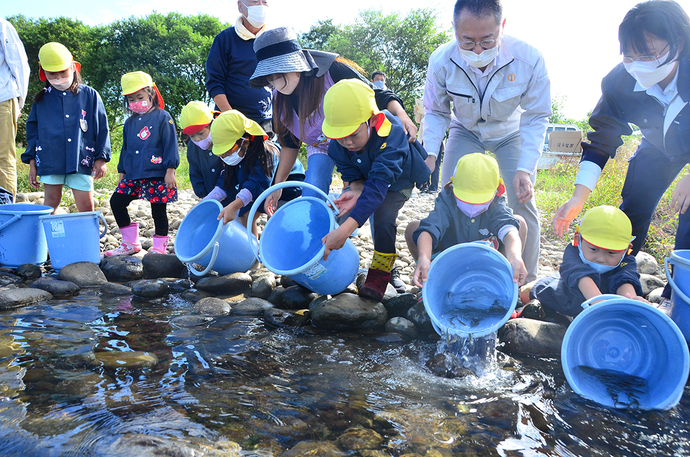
267, 285, 286, 306
337, 425, 384, 451
59, 261, 107, 287
170, 315, 213, 328
94, 351, 158, 368
194, 272, 252, 295
279, 275, 298, 288
282, 285, 318, 309
498, 319, 567, 358
0, 272, 22, 287
311, 293, 387, 331
233, 297, 274, 316
251, 272, 276, 299
15, 264, 41, 281
163, 278, 192, 293
192, 297, 232, 316
385, 317, 417, 340
131, 279, 170, 298
636, 251, 660, 275
383, 293, 418, 318
639, 273, 666, 296
180, 288, 212, 303
308, 294, 330, 311
0, 288, 53, 310
142, 253, 187, 279
648, 286, 664, 304
100, 282, 133, 295
100, 256, 143, 282
282, 441, 346, 457
406, 301, 435, 335
29, 278, 79, 297
426, 352, 475, 379
263, 308, 310, 328
374, 333, 406, 344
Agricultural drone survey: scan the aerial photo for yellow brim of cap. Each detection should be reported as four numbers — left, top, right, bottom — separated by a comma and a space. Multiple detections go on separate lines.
580, 234, 630, 252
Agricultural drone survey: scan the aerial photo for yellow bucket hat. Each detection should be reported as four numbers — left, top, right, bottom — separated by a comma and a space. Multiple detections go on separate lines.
121, 71, 165, 109
38, 42, 81, 81
322, 79, 379, 139
180, 101, 216, 135
452, 153, 503, 204
210, 110, 267, 154
576, 205, 633, 251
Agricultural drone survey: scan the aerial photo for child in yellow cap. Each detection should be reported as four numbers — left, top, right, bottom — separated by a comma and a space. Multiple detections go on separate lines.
523, 205, 647, 318
320, 79, 430, 301
105, 71, 179, 256
21, 42, 111, 214
406, 153, 528, 288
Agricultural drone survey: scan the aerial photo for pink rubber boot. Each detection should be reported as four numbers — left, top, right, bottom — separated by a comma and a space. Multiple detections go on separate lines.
104, 223, 142, 257
149, 235, 169, 255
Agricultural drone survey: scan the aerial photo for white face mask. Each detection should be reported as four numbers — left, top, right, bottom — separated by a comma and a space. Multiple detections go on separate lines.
459, 45, 499, 68
577, 245, 623, 274
372, 80, 386, 90
221, 152, 244, 166
455, 197, 492, 218
244, 4, 268, 28
192, 131, 213, 150
623, 54, 677, 89
48, 76, 72, 91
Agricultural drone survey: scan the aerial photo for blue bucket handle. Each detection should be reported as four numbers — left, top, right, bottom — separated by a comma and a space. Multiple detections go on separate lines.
580, 294, 622, 310
96, 212, 108, 238
664, 257, 690, 306
0, 214, 21, 234
245, 182, 340, 263
188, 241, 220, 277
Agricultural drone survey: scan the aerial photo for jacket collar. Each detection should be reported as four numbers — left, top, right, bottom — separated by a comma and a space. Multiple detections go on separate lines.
678, 56, 690, 103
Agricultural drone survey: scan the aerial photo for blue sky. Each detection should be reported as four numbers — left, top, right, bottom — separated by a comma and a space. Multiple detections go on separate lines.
6, 0, 690, 119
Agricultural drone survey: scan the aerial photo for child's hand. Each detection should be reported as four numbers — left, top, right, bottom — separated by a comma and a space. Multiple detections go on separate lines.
334, 191, 359, 214
29, 162, 39, 189
264, 188, 283, 217
672, 174, 690, 214
413, 255, 431, 287
217, 206, 236, 224
624, 293, 651, 304
165, 169, 177, 189
508, 256, 528, 285
92, 159, 107, 180
321, 225, 350, 260
119, 172, 125, 181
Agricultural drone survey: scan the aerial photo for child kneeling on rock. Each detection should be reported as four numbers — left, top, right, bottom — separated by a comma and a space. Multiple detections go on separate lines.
320, 79, 430, 301
520, 205, 647, 318
405, 153, 528, 287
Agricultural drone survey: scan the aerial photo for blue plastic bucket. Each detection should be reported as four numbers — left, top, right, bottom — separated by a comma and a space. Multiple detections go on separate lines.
247, 182, 359, 296
664, 250, 690, 342
40, 211, 107, 271
561, 294, 689, 410
175, 199, 258, 276
0, 204, 53, 268
422, 242, 518, 339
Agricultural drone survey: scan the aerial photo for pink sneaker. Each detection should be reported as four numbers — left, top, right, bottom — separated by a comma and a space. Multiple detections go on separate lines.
104, 240, 141, 257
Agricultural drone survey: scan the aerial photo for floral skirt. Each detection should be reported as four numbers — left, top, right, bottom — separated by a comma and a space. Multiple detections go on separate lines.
115, 178, 178, 204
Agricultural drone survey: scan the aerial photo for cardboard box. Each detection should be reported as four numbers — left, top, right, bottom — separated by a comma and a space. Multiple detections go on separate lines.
548, 131, 584, 153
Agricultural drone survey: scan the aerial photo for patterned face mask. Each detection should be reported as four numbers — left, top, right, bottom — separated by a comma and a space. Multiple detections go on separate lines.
129, 99, 150, 114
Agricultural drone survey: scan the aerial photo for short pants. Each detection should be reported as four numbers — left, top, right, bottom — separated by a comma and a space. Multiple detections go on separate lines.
40, 173, 94, 192
115, 178, 178, 203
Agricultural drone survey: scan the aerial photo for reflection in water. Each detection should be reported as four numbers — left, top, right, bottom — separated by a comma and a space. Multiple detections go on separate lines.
0, 291, 684, 455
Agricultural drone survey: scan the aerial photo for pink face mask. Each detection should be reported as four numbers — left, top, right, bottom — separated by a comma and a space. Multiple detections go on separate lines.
129, 99, 150, 114
456, 197, 493, 217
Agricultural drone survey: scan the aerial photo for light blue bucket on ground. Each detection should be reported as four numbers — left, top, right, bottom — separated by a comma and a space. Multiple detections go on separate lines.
0, 204, 53, 268
422, 241, 518, 339
175, 199, 258, 276
562, 294, 689, 410
39, 211, 107, 271
664, 250, 690, 342
247, 182, 359, 296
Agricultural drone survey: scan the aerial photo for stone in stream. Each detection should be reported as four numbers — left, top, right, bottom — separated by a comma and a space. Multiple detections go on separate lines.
59, 261, 107, 287
251, 272, 276, 299
29, 278, 80, 297
100, 282, 133, 296
0, 272, 22, 287
15, 264, 41, 280
233, 297, 274, 316
142, 253, 187, 279
93, 351, 158, 368
282, 441, 346, 457
281, 285, 318, 309
263, 308, 310, 328
311, 293, 387, 331
426, 352, 475, 379
131, 279, 170, 299
0, 288, 53, 310
100, 255, 144, 282
194, 272, 252, 295
192, 297, 232, 316
385, 316, 418, 340
498, 318, 567, 358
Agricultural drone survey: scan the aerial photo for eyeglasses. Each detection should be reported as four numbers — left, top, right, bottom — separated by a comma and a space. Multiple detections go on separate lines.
622, 44, 669, 64
458, 39, 498, 51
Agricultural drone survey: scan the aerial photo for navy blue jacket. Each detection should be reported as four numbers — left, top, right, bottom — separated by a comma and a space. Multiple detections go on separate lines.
22, 85, 111, 175
582, 55, 690, 168
412, 187, 520, 253
206, 27, 272, 123
186, 140, 224, 198
533, 244, 643, 317
118, 109, 179, 180
328, 111, 430, 225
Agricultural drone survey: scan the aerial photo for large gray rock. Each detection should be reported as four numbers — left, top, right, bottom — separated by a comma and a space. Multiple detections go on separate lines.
233, 297, 274, 316
16, 264, 41, 280
29, 278, 79, 297
636, 251, 660, 275
639, 273, 666, 296
58, 261, 107, 287
281, 285, 318, 310
131, 279, 170, 298
100, 256, 143, 282
192, 297, 231, 316
0, 272, 22, 287
311, 293, 387, 331
406, 301, 435, 335
498, 319, 567, 358
385, 316, 418, 340
251, 272, 276, 299
142, 253, 187, 279
647, 286, 664, 304
100, 282, 133, 295
382, 293, 417, 318
194, 272, 252, 295
180, 288, 212, 303
0, 288, 53, 310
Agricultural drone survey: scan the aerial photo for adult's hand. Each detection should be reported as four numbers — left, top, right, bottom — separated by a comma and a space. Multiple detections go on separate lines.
553, 184, 591, 237
672, 174, 690, 214
400, 116, 418, 143
263, 188, 283, 217
425, 155, 436, 174
513, 170, 533, 203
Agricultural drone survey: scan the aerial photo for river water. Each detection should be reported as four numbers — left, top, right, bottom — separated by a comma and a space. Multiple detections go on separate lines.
0, 289, 688, 456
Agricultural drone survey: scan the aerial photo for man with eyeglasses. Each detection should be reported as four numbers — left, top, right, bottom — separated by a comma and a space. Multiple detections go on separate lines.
421, 0, 551, 282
